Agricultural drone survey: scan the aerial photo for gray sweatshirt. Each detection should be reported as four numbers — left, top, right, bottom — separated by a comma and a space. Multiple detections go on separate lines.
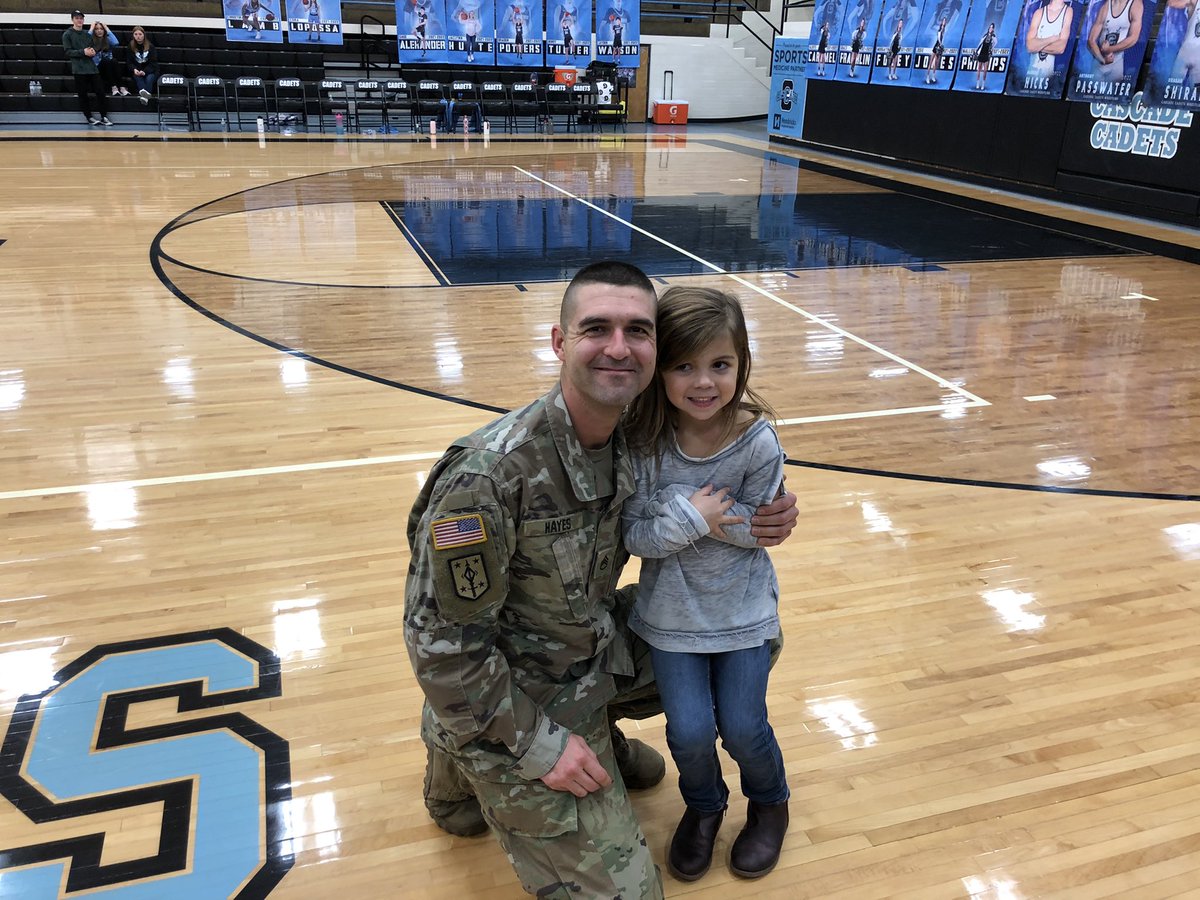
623, 417, 785, 653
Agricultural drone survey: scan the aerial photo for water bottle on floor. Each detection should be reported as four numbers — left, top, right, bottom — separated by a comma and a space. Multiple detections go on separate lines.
335, 112, 345, 135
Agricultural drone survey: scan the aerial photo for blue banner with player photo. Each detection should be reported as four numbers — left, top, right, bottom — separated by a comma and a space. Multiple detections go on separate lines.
284, 0, 343, 44
906, 0, 971, 88
834, 0, 886, 81
597, 0, 640, 65
496, 0, 544, 65
952, 0, 1024, 93
807, 0, 842, 78
447, 0, 495, 65
547, 0, 594, 66
1006, 0, 1082, 98
769, 36, 808, 138
398, 0, 449, 63
224, 0, 284, 43
1143, 0, 1200, 110
1066, 0, 1154, 101
871, 0, 919, 83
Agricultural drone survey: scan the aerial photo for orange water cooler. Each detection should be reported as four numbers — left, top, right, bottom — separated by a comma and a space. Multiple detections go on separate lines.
652, 100, 688, 124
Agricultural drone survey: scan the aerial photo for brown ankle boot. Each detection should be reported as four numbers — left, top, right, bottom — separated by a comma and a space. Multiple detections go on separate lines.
729, 799, 789, 878
668, 806, 725, 881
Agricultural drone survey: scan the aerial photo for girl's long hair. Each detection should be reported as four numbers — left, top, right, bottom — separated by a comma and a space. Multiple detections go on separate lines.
91, 22, 109, 50
129, 27, 153, 54
623, 286, 775, 459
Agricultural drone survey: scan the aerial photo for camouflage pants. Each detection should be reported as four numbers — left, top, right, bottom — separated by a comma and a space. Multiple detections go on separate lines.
427, 708, 663, 899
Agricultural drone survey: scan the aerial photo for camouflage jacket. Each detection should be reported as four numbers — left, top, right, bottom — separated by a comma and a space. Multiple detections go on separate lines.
404, 384, 636, 780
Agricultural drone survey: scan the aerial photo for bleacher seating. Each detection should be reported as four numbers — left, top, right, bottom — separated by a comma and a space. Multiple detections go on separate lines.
0, 22, 626, 131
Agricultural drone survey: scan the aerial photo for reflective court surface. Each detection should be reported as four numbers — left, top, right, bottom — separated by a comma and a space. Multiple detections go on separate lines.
1, 127, 1199, 898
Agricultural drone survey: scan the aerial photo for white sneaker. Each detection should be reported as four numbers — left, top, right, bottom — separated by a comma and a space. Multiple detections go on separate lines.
139, 88, 152, 99
119, 87, 129, 96
139, 95, 149, 105
101, 116, 114, 126
88, 115, 101, 126
111, 87, 119, 96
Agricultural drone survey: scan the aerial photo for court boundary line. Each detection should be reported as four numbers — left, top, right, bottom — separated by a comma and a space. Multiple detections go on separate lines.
0, 452, 449, 502
785, 459, 1200, 502
5, 454, 1195, 503
379, 201, 451, 285
513, 164, 991, 422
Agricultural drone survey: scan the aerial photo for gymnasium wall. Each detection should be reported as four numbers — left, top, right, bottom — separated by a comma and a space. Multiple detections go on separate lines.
799, 79, 1200, 227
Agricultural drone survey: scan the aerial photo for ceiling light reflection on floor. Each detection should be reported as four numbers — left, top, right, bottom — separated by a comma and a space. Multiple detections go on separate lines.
981, 588, 1045, 632
808, 698, 878, 750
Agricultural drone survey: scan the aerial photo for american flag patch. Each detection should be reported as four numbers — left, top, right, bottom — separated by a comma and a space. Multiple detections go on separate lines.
431, 513, 487, 550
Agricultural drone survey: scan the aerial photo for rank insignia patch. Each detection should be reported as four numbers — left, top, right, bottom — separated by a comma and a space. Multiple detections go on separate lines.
431, 513, 487, 550
450, 554, 490, 600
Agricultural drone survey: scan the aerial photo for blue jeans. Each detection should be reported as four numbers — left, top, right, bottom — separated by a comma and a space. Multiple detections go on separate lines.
650, 641, 789, 814
134, 71, 158, 94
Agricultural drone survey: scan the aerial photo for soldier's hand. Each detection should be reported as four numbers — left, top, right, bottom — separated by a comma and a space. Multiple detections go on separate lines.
541, 733, 613, 797
751, 486, 798, 547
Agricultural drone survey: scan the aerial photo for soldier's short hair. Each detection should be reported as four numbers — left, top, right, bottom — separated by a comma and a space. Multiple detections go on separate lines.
560, 260, 656, 328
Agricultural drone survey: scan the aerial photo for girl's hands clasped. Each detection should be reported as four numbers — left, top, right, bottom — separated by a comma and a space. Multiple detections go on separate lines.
689, 484, 744, 536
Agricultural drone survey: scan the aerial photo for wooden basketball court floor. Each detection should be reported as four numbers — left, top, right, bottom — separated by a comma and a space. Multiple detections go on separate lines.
1, 126, 1199, 899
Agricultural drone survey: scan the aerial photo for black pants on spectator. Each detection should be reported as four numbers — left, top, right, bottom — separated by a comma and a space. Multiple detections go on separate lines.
98, 57, 125, 94
73, 72, 107, 121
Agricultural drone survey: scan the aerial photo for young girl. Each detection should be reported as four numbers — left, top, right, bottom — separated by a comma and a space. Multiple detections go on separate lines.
127, 27, 158, 104
622, 286, 789, 882
91, 22, 127, 97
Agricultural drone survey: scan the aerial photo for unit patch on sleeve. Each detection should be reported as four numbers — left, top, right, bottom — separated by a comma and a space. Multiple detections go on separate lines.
431, 513, 488, 550
450, 554, 490, 601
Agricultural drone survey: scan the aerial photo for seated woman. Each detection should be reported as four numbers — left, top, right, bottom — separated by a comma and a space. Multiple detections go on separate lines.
91, 21, 128, 97
127, 26, 159, 104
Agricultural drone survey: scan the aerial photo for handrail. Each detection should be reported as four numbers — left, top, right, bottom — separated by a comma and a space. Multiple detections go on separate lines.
359, 13, 389, 75
717, 0, 782, 73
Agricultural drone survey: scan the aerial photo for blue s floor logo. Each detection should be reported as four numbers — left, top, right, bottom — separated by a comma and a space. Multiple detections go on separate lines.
0, 630, 293, 898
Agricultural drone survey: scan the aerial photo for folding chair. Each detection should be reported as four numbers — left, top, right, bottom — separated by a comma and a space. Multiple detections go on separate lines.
479, 81, 510, 133
447, 80, 480, 133
156, 74, 192, 130
354, 79, 386, 131
384, 79, 415, 133
572, 82, 595, 131
541, 82, 576, 132
509, 81, 541, 133
317, 79, 350, 133
593, 76, 628, 133
191, 75, 229, 131
233, 75, 269, 131
273, 77, 308, 131
415, 80, 446, 132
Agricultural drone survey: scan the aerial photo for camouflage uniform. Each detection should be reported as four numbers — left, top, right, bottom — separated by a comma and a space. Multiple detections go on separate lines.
404, 384, 663, 899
